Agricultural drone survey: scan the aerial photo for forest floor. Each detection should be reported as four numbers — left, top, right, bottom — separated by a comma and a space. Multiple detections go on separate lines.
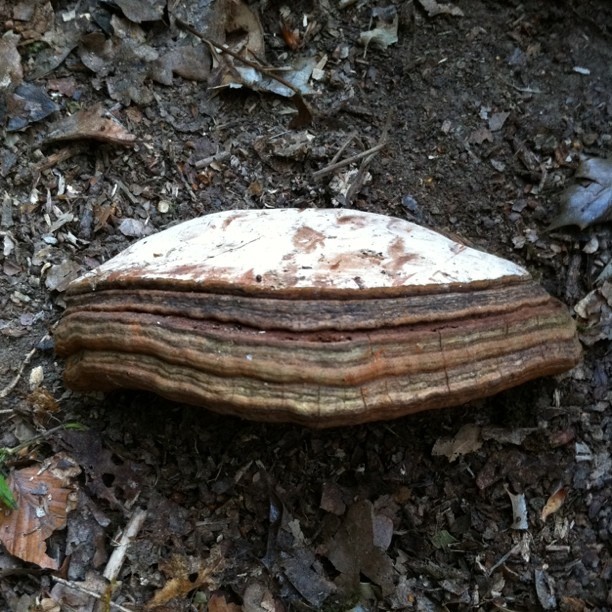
0, 0, 611, 609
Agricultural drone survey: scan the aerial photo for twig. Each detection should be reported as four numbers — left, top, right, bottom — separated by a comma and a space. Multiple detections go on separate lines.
501, 79, 542, 94
103, 508, 148, 583
487, 543, 521, 576
344, 114, 392, 205
174, 17, 301, 97
0, 347, 36, 399
329, 131, 358, 167
312, 143, 386, 179
174, 161, 197, 203
1, 423, 82, 459
174, 17, 313, 127
91, 507, 148, 612
52, 576, 135, 612
194, 150, 232, 169
34, 144, 89, 174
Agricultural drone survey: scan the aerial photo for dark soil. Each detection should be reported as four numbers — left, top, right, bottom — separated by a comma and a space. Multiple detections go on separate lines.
0, 0, 611, 609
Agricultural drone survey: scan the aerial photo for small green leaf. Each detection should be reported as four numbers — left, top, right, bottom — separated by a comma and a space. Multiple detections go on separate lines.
64, 422, 88, 431
430, 529, 458, 550
0, 474, 17, 510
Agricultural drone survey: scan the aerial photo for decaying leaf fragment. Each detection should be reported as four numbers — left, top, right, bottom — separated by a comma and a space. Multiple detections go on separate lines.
207, 0, 265, 89
540, 485, 568, 522
0, 32, 23, 90
44, 104, 136, 146
417, 0, 464, 18
115, 0, 165, 23
146, 547, 224, 608
574, 281, 612, 345
534, 567, 557, 610
323, 500, 395, 596
432, 424, 483, 462
0, 453, 79, 569
257, 484, 335, 608
360, 7, 399, 50
6, 83, 59, 131
504, 484, 528, 530
208, 592, 241, 612
548, 157, 612, 230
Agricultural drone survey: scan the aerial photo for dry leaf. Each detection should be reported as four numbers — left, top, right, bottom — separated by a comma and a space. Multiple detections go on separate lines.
45, 104, 136, 146
481, 426, 537, 445
0, 453, 79, 569
540, 486, 568, 522
242, 583, 282, 612
6, 83, 59, 131
432, 424, 482, 462
146, 548, 224, 608
324, 500, 395, 596
360, 9, 398, 50
0, 32, 23, 90
115, 0, 165, 23
574, 281, 612, 346
417, 0, 464, 17
534, 567, 557, 610
504, 484, 528, 530
208, 591, 241, 612
548, 157, 612, 230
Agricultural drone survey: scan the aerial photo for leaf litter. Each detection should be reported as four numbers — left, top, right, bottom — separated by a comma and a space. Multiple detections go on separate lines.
322, 499, 395, 598
0, 453, 79, 569
548, 157, 612, 230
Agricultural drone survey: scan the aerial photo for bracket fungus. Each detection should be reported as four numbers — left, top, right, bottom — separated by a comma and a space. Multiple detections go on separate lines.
54, 208, 581, 427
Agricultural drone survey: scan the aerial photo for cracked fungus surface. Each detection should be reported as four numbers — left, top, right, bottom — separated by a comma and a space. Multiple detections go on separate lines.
68, 209, 530, 295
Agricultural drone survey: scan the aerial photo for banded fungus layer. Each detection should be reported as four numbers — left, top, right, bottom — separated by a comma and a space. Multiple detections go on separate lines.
54, 208, 581, 427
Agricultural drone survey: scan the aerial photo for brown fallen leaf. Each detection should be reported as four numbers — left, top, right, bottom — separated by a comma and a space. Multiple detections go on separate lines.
323, 499, 395, 597
432, 424, 483, 462
0, 453, 79, 569
59, 429, 146, 509
559, 595, 590, 612
146, 547, 224, 608
540, 486, 568, 522
44, 104, 136, 146
208, 591, 241, 612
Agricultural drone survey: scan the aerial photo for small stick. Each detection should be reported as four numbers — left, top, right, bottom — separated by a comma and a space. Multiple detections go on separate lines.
103, 508, 148, 583
344, 114, 392, 204
174, 18, 301, 97
487, 542, 521, 576
52, 576, 135, 612
0, 348, 36, 399
329, 131, 358, 167
312, 143, 386, 179
34, 144, 89, 173
174, 161, 198, 203
194, 150, 231, 169
91, 508, 147, 612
